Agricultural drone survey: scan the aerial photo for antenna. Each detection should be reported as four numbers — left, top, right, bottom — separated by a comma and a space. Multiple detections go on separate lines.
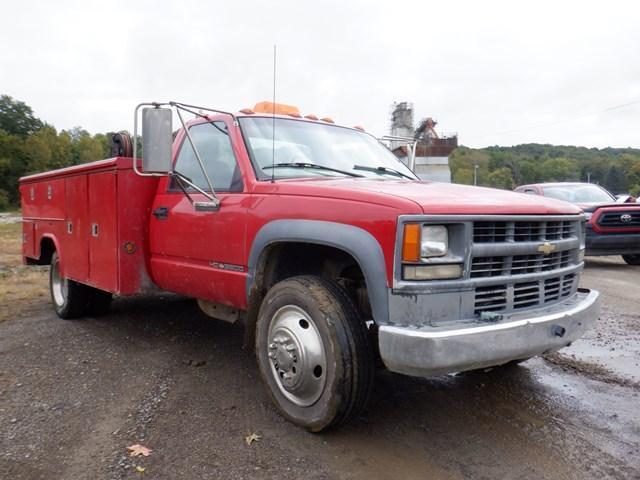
271, 44, 277, 183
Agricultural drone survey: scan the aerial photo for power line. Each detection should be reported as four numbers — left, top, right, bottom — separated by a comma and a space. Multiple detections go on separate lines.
475, 97, 640, 140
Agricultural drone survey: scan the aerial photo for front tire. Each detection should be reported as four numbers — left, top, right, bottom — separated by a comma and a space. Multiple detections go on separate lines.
255, 276, 374, 432
622, 254, 640, 265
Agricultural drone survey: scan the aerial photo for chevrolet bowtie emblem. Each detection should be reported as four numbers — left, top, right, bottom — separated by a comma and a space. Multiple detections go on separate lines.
537, 242, 556, 255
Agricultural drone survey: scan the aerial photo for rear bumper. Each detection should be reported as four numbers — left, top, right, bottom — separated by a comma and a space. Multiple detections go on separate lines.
378, 289, 600, 377
585, 228, 640, 256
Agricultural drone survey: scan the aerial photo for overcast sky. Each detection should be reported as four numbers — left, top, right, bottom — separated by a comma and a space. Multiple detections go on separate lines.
1, 0, 638, 148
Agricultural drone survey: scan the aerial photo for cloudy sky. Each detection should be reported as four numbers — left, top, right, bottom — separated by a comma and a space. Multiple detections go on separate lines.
1, 0, 638, 148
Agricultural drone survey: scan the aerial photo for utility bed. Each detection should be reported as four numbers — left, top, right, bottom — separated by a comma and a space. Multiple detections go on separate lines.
20, 157, 159, 295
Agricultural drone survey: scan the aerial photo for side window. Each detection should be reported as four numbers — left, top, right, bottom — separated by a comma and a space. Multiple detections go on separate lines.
171, 122, 242, 192
524, 189, 538, 195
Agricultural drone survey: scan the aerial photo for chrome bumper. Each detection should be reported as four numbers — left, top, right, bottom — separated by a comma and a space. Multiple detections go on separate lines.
378, 289, 600, 377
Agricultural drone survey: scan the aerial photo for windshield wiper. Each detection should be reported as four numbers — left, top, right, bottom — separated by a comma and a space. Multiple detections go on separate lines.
263, 162, 364, 178
353, 164, 416, 180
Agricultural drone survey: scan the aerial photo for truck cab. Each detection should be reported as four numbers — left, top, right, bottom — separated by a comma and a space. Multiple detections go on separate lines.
20, 101, 600, 431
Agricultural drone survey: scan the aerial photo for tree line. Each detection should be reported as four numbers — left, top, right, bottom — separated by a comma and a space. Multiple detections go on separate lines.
0, 95, 112, 209
450, 144, 640, 196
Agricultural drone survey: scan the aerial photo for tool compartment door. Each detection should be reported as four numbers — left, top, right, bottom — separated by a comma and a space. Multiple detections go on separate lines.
88, 172, 118, 291
64, 175, 89, 281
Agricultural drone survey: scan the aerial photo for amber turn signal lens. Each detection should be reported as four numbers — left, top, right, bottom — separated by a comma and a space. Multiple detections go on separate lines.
402, 224, 421, 262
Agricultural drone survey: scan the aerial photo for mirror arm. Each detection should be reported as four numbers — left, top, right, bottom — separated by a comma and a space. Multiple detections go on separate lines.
175, 108, 220, 206
170, 172, 220, 210
171, 173, 195, 206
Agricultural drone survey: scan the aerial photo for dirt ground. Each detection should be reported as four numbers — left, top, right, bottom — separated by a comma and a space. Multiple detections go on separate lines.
0, 220, 639, 480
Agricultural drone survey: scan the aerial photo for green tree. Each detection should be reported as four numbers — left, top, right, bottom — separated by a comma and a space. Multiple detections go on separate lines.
0, 95, 43, 136
540, 157, 578, 182
603, 165, 625, 194
0, 129, 27, 205
486, 167, 514, 190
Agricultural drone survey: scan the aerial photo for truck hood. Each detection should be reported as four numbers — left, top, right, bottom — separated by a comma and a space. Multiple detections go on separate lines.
266, 178, 582, 215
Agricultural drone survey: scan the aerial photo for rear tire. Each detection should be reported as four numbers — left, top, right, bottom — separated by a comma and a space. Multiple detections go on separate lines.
255, 275, 374, 432
622, 254, 640, 265
87, 289, 113, 316
49, 252, 91, 319
49, 252, 113, 318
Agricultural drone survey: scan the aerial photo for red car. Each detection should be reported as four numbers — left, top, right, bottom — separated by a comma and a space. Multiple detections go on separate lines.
515, 182, 640, 264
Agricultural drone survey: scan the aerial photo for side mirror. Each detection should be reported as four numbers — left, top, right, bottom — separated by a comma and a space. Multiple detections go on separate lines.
142, 107, 173, 173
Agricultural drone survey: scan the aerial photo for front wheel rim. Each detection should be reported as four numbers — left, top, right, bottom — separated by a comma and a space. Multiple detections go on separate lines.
51, 258, 68, 307
267, 305, 327, 407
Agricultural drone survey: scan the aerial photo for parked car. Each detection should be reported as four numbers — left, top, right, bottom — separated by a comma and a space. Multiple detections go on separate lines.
515, 182, 640, 264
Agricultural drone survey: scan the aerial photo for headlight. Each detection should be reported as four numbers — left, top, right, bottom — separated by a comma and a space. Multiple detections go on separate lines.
421, 225, 448, 257
583, 212, 592, 221
402, 224, 449, 261
401, 223, 461, 280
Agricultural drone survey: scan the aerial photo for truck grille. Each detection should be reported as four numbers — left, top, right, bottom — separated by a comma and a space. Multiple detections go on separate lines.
471, 250, 575, 278
597, 210, 640, 228
471, 217, 581, 316
474, 273, 576, 315
474, 220, 576, 243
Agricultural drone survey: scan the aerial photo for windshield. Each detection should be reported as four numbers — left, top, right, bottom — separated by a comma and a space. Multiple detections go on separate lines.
239, 117, 417, 180
543, 184, 614, 204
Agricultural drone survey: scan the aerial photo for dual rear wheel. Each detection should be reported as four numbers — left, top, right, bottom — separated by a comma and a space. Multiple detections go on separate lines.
50, 252, 112, 319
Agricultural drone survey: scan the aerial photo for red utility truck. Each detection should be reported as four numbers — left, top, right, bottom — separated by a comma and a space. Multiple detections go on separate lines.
20, 101, 601, 431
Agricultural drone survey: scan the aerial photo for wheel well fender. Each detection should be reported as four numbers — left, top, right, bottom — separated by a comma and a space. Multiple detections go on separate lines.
37, 235, 59, 265
246, 220, 389, 326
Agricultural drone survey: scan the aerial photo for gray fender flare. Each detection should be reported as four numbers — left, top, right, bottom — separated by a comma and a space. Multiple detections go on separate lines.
246, 220, 389, 325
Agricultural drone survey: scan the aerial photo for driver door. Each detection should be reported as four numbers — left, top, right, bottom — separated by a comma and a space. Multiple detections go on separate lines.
149, 119, 249, 309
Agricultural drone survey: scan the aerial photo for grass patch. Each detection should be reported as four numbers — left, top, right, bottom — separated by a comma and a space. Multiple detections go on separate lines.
0, 222, 49, 322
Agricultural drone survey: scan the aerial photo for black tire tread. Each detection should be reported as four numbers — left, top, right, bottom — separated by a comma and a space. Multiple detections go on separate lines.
313, 276, 374, 429
622, 254, 640, 265
50, 252, 112, 319
50, 252, 91, 319
87, 289, 113, 316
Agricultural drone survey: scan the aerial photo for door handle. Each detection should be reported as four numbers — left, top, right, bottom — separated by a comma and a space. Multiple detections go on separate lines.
152, 206, 169, 220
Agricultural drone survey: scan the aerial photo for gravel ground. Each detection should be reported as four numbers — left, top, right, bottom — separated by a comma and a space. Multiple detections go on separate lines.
0, 258, 639, 480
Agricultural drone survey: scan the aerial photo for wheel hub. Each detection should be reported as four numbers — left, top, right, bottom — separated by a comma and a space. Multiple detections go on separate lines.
267, 305, 327, 407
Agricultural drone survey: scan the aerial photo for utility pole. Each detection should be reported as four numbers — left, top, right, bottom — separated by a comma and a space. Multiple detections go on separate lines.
474, 164, 479, 186
587, 172, 591, 183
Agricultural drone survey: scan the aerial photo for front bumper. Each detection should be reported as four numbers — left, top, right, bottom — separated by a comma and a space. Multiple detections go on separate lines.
378, 289, 600, 377
585, 228, 640, 256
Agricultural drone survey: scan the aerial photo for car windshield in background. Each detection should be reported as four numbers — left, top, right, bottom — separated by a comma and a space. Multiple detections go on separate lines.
239, 117, 417, 180
543, 184, 614, 203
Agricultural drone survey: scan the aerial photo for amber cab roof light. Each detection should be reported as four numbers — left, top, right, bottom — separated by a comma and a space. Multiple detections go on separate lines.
253, 101, 301, 116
